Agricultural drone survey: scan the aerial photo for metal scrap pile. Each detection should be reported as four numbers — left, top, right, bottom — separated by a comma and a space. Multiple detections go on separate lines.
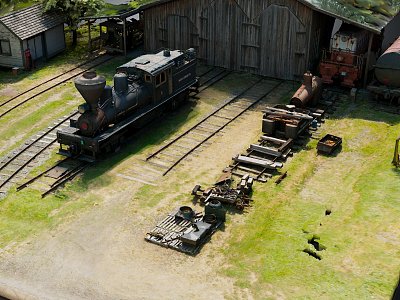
191, 172, 253, 210
225, 104, 320, 182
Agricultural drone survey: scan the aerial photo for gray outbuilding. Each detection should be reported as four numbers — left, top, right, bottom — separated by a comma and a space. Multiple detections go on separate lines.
0, 4, 65, 68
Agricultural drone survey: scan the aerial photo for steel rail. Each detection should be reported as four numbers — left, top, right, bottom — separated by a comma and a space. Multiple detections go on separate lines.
0, 112, 78, 189
16, 157, 73, 191
160, 80, 284, 176
0, 56, 114, 119
146, 78, 265, 161
0, 111, 78, 173
0, 53, 108, 108
41, 162, 90, 198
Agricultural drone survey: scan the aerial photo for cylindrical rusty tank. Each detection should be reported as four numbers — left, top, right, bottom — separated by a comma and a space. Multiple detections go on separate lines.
290, 71, 322, 108
375, 37, 400, 87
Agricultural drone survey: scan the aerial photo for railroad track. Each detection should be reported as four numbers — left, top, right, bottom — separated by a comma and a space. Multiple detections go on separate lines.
16, 158, 90, 198
0, 54, 114, 119
0, 111, 78, 197
0, 65, 229, 197
115, 77, 284, 185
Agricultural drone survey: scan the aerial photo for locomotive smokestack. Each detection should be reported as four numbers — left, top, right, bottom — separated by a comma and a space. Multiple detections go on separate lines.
74, 71, 106, 110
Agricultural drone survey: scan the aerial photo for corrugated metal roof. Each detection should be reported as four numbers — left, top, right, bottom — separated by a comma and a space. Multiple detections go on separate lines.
138, 0, 400, 33
0, 4, 64, 40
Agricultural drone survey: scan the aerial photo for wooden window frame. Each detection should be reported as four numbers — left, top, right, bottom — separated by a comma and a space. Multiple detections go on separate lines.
144, 74, 152, 83
155, 71, 167, 87
0, 39, 11, 56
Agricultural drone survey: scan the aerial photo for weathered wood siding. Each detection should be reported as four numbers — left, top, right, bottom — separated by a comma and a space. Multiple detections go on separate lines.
143, 0, 321, 80
0, 23, 23, 67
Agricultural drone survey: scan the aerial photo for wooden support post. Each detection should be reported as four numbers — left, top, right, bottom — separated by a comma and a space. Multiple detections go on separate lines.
88, 20, 92, 51
123, 17, 127, 57
363, 31, 374, 88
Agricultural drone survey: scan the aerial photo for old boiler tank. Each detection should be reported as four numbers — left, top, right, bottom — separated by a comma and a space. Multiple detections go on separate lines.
374, 36, 400, 88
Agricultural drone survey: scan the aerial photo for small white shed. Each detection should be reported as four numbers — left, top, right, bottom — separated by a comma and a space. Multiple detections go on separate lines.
0, 4, 65, 68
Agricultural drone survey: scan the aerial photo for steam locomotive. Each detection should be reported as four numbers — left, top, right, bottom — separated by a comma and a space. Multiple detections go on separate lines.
57, 48, 198, 159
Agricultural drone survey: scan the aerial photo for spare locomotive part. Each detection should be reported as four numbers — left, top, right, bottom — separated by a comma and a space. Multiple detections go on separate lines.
233, 155, 283, 169
290, 71, 322, 108
145, 205, 223, 254
180, 221, 212, 246
176, 206, 195, 221
261, 105, 313, 139
205, 200, 226, 222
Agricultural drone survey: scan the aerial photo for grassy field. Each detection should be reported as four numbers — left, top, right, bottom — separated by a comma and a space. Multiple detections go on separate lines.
0, 18, 399, 296
223, 98, 400, 298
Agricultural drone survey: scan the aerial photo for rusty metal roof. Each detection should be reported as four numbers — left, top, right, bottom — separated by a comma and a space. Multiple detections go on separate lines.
0, 4, 64, 40
138, 0, 400, 33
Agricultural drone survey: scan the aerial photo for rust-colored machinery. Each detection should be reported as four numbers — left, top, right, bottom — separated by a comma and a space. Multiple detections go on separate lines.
319, 29, 368, 87
368, 36, 400, 104
290, 71, 322, 108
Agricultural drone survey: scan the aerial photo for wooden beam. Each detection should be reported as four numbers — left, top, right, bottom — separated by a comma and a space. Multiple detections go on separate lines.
363, 31, 374, 88
123, 17, 127, 57
88, 20, 92, 51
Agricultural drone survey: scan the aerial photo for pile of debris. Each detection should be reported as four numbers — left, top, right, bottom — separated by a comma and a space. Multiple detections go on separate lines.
145, 173, 254, 254
145, 203, 226, 255
226, 104, 319, 182
192, 172, 253, 211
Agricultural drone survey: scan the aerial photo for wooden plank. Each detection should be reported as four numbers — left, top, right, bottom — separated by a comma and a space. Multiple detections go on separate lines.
249, 144, 282, 157
233, 155, 282, 169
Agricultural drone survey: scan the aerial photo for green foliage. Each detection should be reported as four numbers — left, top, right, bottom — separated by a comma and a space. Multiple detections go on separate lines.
42, 0, 105, 28
129, 0, 154, 9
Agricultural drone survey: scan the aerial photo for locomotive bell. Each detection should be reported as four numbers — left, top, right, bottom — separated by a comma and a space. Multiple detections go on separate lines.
74, 71, 106, 110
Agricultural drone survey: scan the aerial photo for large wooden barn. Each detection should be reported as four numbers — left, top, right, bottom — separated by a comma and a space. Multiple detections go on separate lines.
139, 0, 399, 80
0, 4, 65, 68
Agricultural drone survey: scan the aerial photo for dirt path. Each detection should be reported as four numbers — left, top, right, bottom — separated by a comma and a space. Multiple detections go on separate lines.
0, 81, 294, 299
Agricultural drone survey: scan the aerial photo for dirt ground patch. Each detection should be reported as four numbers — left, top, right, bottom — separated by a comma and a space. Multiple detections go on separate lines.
0, 75, 293, 299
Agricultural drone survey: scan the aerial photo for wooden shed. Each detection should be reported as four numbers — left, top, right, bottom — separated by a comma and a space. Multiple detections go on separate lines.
0, 4, 65, 68
140, 0, 400, 80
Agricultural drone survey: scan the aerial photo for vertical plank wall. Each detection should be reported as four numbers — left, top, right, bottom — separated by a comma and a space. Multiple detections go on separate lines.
144, 0, 318, 80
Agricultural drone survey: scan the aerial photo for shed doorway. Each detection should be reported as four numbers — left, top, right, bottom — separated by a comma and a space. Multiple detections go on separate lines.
260, 5, 306, 80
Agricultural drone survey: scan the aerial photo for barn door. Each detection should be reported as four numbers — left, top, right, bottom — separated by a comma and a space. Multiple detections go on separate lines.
199, 0, 244, 69
166, 15, 198, 51
27, 35, 43, 60
260, 5, 306, 79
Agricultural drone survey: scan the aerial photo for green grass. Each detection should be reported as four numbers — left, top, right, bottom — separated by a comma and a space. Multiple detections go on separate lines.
222, 97, 400, 298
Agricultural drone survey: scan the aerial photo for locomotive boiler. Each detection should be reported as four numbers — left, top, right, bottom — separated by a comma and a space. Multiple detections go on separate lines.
57, 48, 198, 159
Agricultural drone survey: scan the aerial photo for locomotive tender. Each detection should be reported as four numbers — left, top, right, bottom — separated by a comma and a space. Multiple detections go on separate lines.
57, 48, 198, 159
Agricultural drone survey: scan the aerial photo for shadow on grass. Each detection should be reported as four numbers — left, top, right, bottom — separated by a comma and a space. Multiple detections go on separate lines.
326, 95, 400, 126
74, 100, 198, 190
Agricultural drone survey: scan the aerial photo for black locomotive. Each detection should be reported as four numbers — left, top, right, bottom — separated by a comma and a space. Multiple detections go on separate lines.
57, 48, 198, 159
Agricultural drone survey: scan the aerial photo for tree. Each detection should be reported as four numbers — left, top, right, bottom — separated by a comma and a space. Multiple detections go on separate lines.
43, 0, 104, 46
